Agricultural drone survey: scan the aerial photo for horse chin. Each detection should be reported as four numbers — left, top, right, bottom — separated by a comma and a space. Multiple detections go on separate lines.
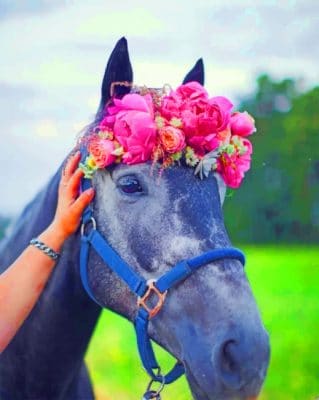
185, 366, 218, 400
185, 366, 260, 400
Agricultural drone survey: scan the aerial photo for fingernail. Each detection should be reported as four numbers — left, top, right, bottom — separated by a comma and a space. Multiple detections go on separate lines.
87, 188, 95, 196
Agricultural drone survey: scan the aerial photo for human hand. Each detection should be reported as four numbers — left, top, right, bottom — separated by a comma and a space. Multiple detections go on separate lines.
50, 151, 95, 241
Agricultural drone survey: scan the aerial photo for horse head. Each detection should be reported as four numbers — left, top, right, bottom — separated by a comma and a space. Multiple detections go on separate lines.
82, 38, 270, 400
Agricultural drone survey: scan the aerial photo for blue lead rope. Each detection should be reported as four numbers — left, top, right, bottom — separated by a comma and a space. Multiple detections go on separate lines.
79, 152, 245, 384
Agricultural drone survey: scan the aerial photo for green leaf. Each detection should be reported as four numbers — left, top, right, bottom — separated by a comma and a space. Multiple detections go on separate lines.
194, 150, 219, 179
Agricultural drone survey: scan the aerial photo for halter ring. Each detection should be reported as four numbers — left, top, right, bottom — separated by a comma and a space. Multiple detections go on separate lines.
81, 217, 97, 236
137, 280, 167, 319
146, 370, 166, 394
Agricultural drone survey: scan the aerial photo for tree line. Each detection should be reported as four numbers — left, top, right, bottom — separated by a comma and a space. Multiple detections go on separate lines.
224, 74, 319, 243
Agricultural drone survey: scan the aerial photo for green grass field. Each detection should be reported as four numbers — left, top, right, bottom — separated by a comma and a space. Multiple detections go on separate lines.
85, 246, 319, 400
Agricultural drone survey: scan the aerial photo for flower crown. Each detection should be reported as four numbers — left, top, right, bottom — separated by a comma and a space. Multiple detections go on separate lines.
79, 81, 256, 188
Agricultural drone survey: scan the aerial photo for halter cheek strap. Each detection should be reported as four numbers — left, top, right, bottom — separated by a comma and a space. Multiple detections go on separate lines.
79, 157, 246, 385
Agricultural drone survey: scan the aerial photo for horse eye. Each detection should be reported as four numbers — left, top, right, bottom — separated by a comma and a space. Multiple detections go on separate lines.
117, 176, 143, 194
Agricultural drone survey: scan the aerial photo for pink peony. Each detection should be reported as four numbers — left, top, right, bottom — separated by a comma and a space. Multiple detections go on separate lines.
181, 96, 233, 136
217, 138, 252, 188
179, 109, 197, 134
99, 116, 114, 131
176, 82, 209, 105
161, 82, 208, 120
88, 137, 116, 168
159, 126, 186, 154
187, 124, 232, 157
187, 133, 220, 156
230, 111, 256, 137
99, 93, 156, 165
112, 93, 154, 114
160, 91, 183, 120
113, 110, 156, 165
100, 93, 154, 130
180, 96, 233, 155
199, 96, 233, 133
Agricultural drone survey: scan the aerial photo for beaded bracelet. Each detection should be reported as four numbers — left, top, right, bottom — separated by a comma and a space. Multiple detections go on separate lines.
29, 238, 60, 261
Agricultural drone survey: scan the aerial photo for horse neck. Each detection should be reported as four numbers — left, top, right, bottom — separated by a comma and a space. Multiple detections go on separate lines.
0, 168, 101, 398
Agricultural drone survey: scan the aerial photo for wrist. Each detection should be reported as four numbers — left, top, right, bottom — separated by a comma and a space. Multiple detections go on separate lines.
40, 222, 68, 253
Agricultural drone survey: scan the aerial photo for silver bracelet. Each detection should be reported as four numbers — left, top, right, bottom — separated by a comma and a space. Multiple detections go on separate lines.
29, 238, 60, 261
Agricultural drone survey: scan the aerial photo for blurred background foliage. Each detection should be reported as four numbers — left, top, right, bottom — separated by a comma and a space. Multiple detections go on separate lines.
224, 73, 319, 243
0, 216, 10, 240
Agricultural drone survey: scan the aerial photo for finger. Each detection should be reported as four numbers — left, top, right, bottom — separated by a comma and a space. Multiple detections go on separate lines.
71, 188, 95, 217
67, 168, 84, 197
62, 151, 81, 181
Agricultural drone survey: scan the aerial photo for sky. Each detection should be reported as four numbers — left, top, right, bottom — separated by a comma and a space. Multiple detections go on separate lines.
0, 0, 318, 214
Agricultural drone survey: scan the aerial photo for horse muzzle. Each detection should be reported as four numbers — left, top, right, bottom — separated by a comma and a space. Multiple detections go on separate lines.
183, 324, 270, 400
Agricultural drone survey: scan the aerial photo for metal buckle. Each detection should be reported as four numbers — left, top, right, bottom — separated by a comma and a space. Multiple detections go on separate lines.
137, 280, 167, 319
142, 370, 165, 399
80, 217, 97, 236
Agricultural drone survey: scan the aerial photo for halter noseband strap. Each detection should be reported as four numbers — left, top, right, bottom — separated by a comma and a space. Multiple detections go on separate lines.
79, 163, 246, 385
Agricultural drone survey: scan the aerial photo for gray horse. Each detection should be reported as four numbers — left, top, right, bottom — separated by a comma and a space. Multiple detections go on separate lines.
0, 38, 269, 400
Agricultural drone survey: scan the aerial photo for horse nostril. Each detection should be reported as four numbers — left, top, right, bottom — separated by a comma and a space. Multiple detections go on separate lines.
219, 340, 242, 389
222, 340, 237, 370
217, 329, 270, 394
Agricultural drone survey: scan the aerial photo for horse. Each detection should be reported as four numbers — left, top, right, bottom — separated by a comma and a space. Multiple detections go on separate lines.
0, 37, 270, 400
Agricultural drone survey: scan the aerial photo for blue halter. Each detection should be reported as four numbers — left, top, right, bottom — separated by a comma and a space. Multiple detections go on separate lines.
79, 159, 246, 386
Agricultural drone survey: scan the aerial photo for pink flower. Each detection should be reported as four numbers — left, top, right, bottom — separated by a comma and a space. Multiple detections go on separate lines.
99, 93, 156, 165
187, 134, 220, 156
199, 96, 233, 133
161, 82, 208, 120
187, 124, 232, 157
88, 137, 116, 168
180, 109, 197, 134
180, 97, 233, 155
99, 116, 114, 131
113, 110, 156, 165
230, 111, 256, 137
159, 126, 186, 154
217, 138, 252, 188
100, 93, 154, 130
160, 92, 183, 120
113, 93, 154, 114
176, 82, 209, 104
181, 96, 233, 136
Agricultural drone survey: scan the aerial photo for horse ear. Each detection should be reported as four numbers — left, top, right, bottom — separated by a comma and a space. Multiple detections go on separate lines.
98, 37, 133, 114
182, 58, 205, 85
